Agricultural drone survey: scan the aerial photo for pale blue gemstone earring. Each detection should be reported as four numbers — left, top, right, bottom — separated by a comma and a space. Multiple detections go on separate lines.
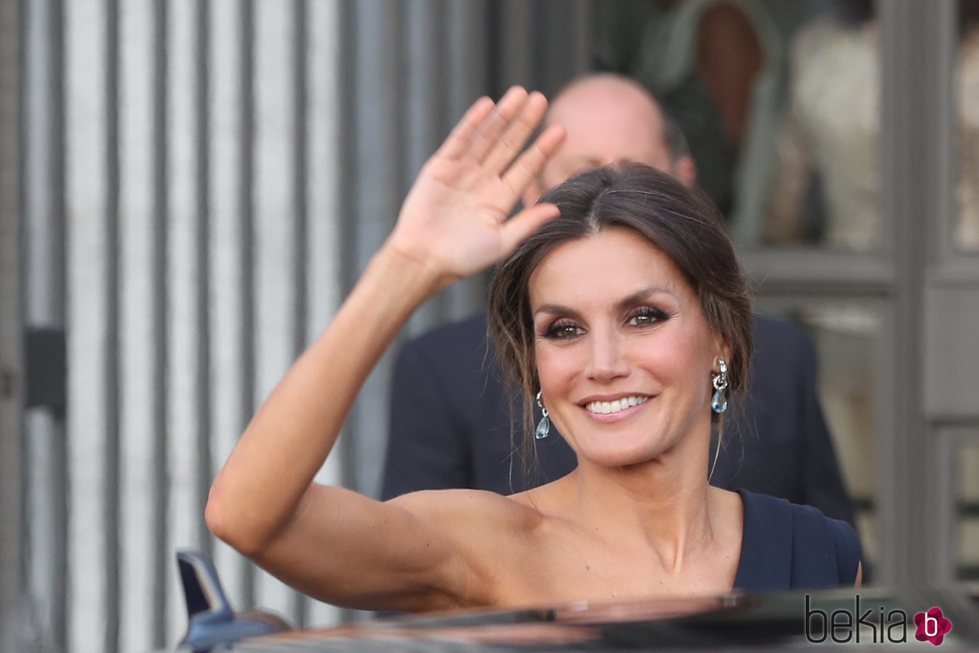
711, 359, 729, 414
535, 390, 550, 440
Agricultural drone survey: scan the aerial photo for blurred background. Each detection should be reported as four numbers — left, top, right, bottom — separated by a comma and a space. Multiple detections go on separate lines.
1, 0, 978, 651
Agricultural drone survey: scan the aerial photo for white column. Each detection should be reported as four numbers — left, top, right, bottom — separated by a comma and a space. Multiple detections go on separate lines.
65, 0, 110, 649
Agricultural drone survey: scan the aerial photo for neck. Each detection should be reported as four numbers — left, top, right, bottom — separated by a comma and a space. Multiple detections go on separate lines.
564, 428, 718, 573
567, 416, 715, 572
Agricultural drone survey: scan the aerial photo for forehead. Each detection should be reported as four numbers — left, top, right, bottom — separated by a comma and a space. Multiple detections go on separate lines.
548, 85, 667, 151
528, 228, 695, 308
549, 101, 666, 162
549, 82, 665, 132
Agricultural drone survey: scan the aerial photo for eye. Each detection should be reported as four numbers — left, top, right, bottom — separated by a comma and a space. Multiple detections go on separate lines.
627, 307, 669, 328
543, 320, 584, 340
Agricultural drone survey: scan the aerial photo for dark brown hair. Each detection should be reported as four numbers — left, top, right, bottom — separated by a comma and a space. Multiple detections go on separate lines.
488, 164, 752, 465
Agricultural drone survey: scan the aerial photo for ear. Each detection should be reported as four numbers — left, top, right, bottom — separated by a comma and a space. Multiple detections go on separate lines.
711, 334, 732, 371
521, 176, 544, 208
673, 154, 698, 190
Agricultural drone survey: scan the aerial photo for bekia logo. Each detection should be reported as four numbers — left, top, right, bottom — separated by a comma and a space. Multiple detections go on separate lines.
914, 607, 953, 646
805, 595, 953, 646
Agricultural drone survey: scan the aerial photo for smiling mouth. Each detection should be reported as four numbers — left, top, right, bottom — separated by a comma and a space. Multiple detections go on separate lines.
584, 395, 650, 415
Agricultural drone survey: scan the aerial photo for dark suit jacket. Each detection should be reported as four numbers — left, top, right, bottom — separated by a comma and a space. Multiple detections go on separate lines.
382, 313, 855, 525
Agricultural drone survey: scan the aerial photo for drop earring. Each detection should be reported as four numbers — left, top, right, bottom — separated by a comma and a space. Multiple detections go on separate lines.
711, 359, 729, 414
535, 390, 550, 440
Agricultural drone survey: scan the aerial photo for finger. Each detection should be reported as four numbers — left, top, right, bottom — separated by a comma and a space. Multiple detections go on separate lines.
499, 202, 561, 255
482, 91, 549, 174
500, 124, 566, 197
436, 96, 495, 161
466, 86, 530, 164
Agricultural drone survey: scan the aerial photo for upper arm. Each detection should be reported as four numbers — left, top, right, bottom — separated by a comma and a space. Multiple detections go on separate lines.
250, 485, 529, 613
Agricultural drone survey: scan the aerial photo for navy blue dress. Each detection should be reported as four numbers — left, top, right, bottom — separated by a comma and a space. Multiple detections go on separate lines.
734, 490, 861, 592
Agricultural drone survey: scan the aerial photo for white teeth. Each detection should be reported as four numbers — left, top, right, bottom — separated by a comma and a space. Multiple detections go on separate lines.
585, 395, 649, 415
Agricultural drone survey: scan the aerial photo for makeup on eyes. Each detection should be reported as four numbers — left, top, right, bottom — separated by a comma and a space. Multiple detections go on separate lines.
625, 306, 671, 327
537, 305, 675, 341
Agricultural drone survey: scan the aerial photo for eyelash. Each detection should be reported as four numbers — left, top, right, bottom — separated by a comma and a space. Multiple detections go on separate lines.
627, 306, 670, 327
541, 307, 670, 340
543, 320, 583, 340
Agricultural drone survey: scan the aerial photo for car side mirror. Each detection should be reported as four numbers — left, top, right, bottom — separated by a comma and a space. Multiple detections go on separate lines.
176, 549, 290, 652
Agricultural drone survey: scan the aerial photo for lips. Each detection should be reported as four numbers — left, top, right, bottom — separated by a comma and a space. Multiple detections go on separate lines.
583, 395, 650, 415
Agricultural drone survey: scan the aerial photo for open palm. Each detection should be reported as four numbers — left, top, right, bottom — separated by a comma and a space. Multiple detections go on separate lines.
389, 87, 565, 287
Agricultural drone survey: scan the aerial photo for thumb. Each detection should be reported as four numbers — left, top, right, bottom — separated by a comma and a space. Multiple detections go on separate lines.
520, 177, 543, 208
499, 203, 560, 256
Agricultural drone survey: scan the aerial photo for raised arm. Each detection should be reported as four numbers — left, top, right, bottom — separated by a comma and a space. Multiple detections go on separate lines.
205, 88, 564, 611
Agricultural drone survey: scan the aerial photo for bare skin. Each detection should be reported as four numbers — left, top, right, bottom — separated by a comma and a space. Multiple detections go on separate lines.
205, 86, 762, 615
696, 4, 763, 149
524, 74, 696, 200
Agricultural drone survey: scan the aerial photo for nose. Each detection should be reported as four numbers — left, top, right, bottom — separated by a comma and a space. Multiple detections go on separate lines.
585, 327, 630, 383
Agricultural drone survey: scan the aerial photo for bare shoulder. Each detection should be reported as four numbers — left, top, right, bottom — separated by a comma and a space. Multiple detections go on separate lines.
387, 488, 545, 539
708, 487, 745, 539
387, 488, 549, 603
709, 486, 743, 511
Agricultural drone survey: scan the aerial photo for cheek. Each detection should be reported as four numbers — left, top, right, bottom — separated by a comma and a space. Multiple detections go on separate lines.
660, 338, 702, 371
534, 343, 582, 393
639, 332, 714, 391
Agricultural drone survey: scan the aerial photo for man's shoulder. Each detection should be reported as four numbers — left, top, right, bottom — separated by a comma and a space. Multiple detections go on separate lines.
402, 313, 490, 358
751, 314, 816, 364
397, 313, 501, 384
752, 313, 809, 343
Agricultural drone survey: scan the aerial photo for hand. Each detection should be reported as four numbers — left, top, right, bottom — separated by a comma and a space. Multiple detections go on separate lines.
388, 87, 565, 287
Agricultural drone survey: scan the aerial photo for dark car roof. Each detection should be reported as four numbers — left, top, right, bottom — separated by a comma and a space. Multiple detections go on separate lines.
172, 549, 979, 652
206, 585, 979, 652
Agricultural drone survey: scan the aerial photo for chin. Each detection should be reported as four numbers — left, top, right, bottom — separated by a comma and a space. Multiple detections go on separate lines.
576, 438, 674, 470
571, 418, 695, 469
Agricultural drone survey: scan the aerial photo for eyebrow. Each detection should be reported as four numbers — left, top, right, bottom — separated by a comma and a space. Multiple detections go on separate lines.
533, 285, 678, 319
